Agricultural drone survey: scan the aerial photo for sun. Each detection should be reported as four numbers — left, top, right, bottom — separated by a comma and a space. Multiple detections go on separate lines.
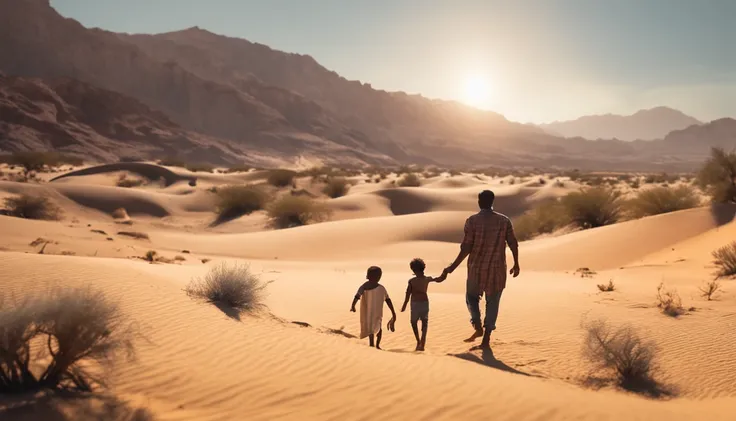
462, 75, 492, 108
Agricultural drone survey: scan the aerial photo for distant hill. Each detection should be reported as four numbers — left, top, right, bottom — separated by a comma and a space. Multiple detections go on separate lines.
540, 107, 702, 141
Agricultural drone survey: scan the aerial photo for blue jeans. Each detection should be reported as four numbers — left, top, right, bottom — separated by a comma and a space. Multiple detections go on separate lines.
466, 278, 503, 331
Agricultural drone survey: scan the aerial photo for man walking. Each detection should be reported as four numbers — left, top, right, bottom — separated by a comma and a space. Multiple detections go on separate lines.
445, 190, 520, 350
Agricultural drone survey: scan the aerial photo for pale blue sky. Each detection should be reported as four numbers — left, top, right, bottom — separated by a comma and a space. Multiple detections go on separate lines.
51, 0, 736, 123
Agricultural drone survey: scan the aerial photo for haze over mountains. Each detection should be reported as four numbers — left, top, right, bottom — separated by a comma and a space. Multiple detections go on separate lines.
540, 107, 703, 141
0, 0, 734, 170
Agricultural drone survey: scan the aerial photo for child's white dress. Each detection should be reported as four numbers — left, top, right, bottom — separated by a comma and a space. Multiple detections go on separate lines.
360, 285, 389, 339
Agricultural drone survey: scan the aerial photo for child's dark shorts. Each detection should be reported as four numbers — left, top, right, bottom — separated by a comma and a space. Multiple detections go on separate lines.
410, 300, 429, 323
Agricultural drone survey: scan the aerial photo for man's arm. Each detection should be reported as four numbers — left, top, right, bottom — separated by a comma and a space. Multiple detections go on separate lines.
433, 271, 448, 283
401, 282, 412, 312
507, 219, 520, 277
446, 218, 474, 273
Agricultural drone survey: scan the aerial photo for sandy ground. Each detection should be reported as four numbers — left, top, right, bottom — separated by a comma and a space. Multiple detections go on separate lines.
1, 163, 735, 420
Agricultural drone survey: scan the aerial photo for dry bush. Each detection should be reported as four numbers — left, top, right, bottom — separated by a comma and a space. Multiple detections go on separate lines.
397, 173, 421, 187
214, 185, 269, 224
117, 231, 149, 240
583, 319, 664, 396
185, 262, 267, 313
626, 185, 701, 218
116, 174, 144, 188
174, 255, 186, 262
513, 199, 569, 241
267, 169, 297, 187
322, 177, 351, 198
698, 280, 722, 301
575, 267, 597, 278
656, 283, 685, 317
712, 241, 736, 278
0, 287, 134, 393
144, 250, 157, 262
0, 151, 83, 173
561, 187, 623, 229
111, 208, 129, 220
597, 280, 616, 292
225, 165, 251, 173
267, 195, 330, 229
3, 194, 62, 220
186, 163, 214, 173
696, 147, 736, 203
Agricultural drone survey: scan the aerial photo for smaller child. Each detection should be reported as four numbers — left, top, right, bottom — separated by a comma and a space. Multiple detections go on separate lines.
350, 266, 397, 350
401, 258, 447, 351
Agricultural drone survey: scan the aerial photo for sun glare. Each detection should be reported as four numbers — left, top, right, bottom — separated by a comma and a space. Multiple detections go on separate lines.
463, 75, 492, 108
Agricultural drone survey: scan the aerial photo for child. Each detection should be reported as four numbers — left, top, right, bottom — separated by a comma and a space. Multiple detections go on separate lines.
350, 266, 397, 350
401, 258, 447, 351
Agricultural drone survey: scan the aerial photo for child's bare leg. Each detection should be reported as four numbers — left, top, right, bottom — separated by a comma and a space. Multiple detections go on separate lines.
411, 320, 420, 349
369, 334, 375, 347
419, 319, 428, 351
375, 329, 383, 350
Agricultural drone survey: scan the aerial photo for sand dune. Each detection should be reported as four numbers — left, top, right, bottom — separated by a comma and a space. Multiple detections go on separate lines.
50, 162, 196, 186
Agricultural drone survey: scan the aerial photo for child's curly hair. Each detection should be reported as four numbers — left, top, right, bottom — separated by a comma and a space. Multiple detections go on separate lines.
410, 258, 426, 274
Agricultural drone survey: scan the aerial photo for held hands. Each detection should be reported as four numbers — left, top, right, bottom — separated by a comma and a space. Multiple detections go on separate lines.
509, 264, 520, 278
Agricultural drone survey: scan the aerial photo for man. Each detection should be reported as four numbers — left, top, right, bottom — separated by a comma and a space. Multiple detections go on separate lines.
445, 190, 520, 350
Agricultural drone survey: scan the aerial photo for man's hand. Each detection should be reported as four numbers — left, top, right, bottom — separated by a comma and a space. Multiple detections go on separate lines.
444, 265, 456, 274
509, 264, 520, 278
350, 305, 356, 312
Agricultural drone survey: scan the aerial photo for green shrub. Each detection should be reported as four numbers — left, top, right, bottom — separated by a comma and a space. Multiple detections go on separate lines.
626, 185, 701, 218
696, 147, 736, 203
397, 173, 421, 187
3, 194, 62, 220
322, 177, 351, 198
267, 196, 330, 229
267, 169, 297, 187
562, 187, 622, 229
712, 241, 736, 278
214, 185, 269, 224
514, 200, 569, 241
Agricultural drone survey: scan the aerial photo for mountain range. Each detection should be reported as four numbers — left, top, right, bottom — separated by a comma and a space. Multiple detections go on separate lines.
539, 107, 702, 141
0, 0, 734, 170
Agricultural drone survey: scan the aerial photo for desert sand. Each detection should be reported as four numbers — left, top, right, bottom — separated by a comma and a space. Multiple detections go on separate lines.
1, 163, 735, 421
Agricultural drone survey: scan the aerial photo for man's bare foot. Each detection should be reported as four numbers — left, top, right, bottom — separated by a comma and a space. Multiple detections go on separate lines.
463, 327, 484, 343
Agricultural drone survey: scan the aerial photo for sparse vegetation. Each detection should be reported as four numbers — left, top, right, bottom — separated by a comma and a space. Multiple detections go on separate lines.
597, 280, 616, 292
185, 262, 267, 313
186, 163, 214, 173
0, 151, 83, 173
575, 267, 597, 278
144, 250, 157, 262
712, 241, 736, 278
699, 280, 722, 301
267, 196, 330, 229
656, 283, 685, 317
322, 177, 351, 198
3, 194, 62, 220
111, 208, 129, 220
267, 169, 297, 187
225, 165, 251, 173
116, 173, 145, 188
583, 319, 664, 397
117, 231, 149, 240
0, 287, 134, 393
626, 185, 700, 218
697, 148, 736, 203
174, 255, 186, 262
397, 173, 421, 187
562, 187, 623, 229
214, 185, 269, 224
513, 199, 569, 241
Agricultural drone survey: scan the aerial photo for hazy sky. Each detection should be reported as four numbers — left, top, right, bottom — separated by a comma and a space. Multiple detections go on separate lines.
51, 0, 735, 123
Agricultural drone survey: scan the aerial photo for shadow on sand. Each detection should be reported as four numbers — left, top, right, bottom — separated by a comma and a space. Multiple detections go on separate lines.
450, 347, 541, 378
710, 203, 736, 227
214, 301, 242, 321
0, 392, 155, 421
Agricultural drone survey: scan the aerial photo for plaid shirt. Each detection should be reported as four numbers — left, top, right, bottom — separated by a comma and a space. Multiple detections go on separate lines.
462, 209, 518, 296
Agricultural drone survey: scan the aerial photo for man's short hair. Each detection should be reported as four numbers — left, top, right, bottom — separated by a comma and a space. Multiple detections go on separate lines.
367, 266, 382, 279
478, 190, 495, 209
409, 258, 426, 274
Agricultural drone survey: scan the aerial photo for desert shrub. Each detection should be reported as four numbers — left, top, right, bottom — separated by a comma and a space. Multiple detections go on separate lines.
225, 165, 251, 173
0, 151, 83, 173
597, 280, 616, 292
699, 280, 722, 301
111, 208, 129, 220
561, 187, 622, 229
513, 200, 569, 241
712, 241, 736, 278
144, 250, 157, 262
697, 147, 736, 203
186, 163, 214, 173
184, 262, 267, 312
322, 177, 351, 198
117, 231, 149, 240
656, 283, 684, 317
0, 287, 134, 393
116, 173, 144, 188
583, 319, 662, 396
267, 195, 330, 229
174, 255, 186, 262
397, 173, 421, 187
3, 194, 62, 220
626, 185, 701, 218
629, 179, 641, 189
267, 169, 297, 187
214, 185, 269, 224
